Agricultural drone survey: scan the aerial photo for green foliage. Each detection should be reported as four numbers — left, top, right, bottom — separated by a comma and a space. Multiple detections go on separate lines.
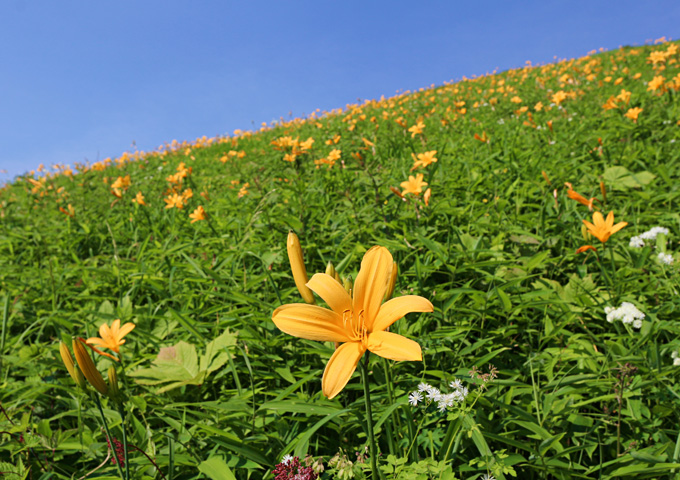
0, 40, 679, 480
129, 329, 237, 392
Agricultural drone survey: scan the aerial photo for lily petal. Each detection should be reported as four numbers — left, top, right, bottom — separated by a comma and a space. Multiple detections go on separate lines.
367, 331, 422, 361
611, 221, 628, 235
86, 337, 105, 345
372, 295, 433, 333
592, 211, 605, 226
322, 341, 365, 399
307, 273, 352, 316
353, 246, 393, 329
273, 304, 351, 342
99, 323, 110, 339
118, 322, 136, 339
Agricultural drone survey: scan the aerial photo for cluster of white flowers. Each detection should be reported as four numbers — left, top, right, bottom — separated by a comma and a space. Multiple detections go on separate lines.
657, 252, 674, 265
629, 226, 669, 248
605, 302, 645, 329
409, 380, 469, 412
672, 350, 680, 366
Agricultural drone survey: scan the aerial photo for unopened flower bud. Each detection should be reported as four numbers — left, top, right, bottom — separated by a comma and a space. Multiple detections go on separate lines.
59, 341, 88, 390
325, 261, 336, 279
287, 232, 315, 304
343, 276, 353, 295
73, 339, 108, 396
581, 224, 592, 241
107, 366, 120, 401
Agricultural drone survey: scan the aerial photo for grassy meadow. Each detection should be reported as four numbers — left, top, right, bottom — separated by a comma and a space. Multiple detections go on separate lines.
1, 39, 680, 480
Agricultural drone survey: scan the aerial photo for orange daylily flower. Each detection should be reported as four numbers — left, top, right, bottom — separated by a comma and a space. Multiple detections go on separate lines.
582, 211, 627, 243
189, 205, 206, 223
400, 174, 427, 196
410, 151, 438, 171
272, 246, 433, 399
86, 319, 136, 355
624, 107, 642, 122
132, 192, 146, 206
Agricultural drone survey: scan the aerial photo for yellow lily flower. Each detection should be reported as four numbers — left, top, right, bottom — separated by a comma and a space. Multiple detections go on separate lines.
272, 246, 433, 399
86, 319, 135, 354
582, 211, 627, 243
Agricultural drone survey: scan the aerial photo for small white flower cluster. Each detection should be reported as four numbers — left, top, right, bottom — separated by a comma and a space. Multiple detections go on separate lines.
409, 380, 469, 412
672, 350, 680, 366
629, 226, 669, 248
657, 252, 674, 265
605, 302, 645, 329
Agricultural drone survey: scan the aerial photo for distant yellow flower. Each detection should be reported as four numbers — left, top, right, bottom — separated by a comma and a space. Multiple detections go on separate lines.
164, 193, 184, 209
272, 246, 432, 399
616, 89, 631, 104
551, 90, 567, 105
408, 121, 425, 137
400, 174, 427, 196
582, 211, 627, 243
189, 205, 206, 223
182, 188, 193, 201
410, 151, 438, 171
327, 149, 342, 162
132, 192, 146, 206
87, 319, 136, 354
510, 96, 522, 104
647, 75, 665, 92
624, 107, 643, 122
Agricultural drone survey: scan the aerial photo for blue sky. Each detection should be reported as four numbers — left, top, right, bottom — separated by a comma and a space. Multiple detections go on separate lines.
1, 1, 678, 183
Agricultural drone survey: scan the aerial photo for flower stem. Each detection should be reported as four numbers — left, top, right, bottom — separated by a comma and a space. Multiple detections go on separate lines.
359, 354, 383, 480
94, 395, 125, 480
117, 403, 130, 480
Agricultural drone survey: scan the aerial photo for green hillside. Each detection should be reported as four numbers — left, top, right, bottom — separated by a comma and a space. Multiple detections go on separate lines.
1, 40, 680, 480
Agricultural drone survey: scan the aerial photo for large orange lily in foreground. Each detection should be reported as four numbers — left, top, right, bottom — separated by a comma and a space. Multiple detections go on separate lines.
273, 246, 433, 399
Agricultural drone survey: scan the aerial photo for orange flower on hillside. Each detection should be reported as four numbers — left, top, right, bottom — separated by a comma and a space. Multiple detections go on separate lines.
400, 174, 427, 196
189, 205, 206, 223
582, 211, 627, 243
132, 192, 146, 206
647, 75, 665, 92
164, 193, 184, 209
87, 319, 135, 355
551, 90, 567, 105
408, 121, 425, 137
624, 107, 643, 122
410, 151, 438, 171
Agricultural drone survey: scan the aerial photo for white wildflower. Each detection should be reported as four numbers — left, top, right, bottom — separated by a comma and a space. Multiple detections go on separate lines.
631, 226, 669, 248
449, 379, 463, 390
426, 387, 441, 402
633, 319, 643, 329
674, 357, 680, 366
629, 236, 645, 248
417, 382, 430, 393
281, 454, 294, 465
672, 350, 679, 359
657, 252, 673, 265
605, 302, 645, 326
409, 391, 423, 406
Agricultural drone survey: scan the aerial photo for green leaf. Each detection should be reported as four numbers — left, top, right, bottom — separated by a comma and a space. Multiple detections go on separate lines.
602, 166, 656, 190
198, 456, 237, 480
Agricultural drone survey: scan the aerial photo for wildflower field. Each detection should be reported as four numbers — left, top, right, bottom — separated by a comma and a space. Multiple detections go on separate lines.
1, 39, 680, 480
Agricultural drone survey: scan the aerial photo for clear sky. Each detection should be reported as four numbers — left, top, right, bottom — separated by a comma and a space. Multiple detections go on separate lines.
1, 1, 678, 183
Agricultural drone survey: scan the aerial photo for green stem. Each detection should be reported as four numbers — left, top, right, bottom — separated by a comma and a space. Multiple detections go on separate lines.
359, 354, 383, 480
94, 395, 125, 480
118, 403, 131, 480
